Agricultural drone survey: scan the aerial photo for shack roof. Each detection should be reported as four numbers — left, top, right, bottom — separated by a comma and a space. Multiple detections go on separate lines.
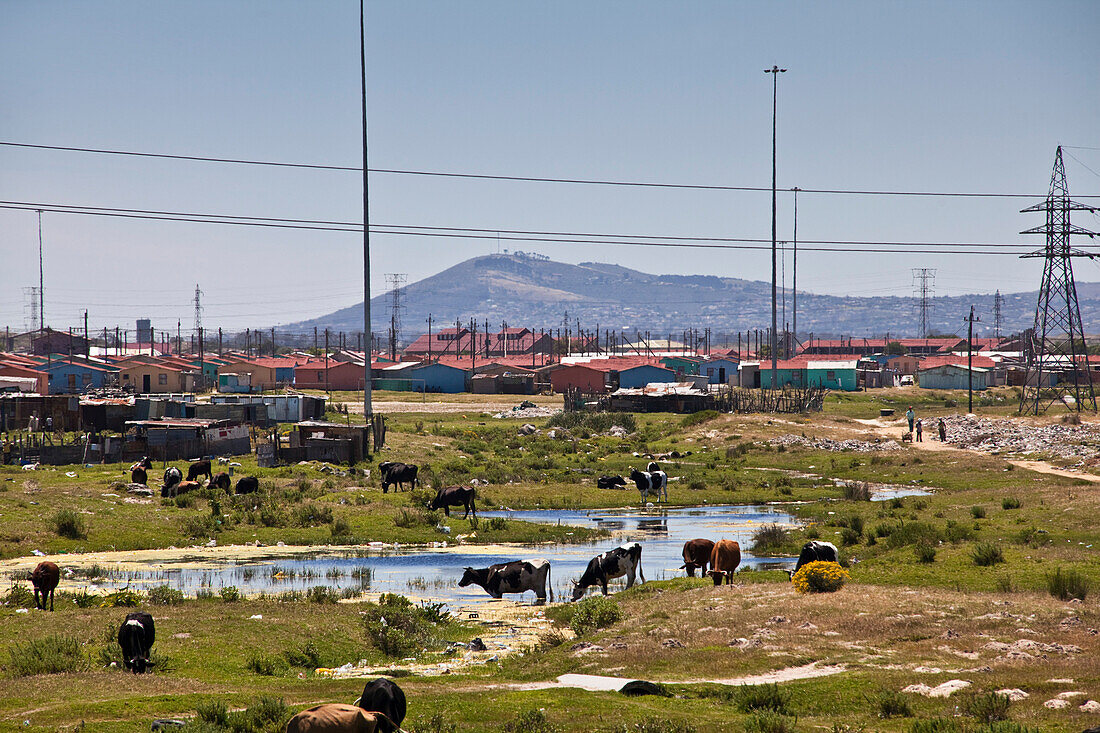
125, 417, 231, 429
611, 381, 708, 397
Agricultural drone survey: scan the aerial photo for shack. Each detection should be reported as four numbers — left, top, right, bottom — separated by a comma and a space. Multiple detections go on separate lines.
211, 394, 327, 423
124, 418, 251, 460
607, 382, 712, 413
294, 421, 370, 464
917, 363, 989, 391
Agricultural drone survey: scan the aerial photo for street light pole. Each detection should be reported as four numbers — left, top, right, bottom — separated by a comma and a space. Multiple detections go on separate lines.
765, 65, 786, 389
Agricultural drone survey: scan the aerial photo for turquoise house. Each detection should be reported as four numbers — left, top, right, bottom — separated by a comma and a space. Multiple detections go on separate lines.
762, 359, 858, 391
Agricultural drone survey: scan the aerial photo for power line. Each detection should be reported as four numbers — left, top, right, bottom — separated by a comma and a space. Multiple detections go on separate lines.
3, 140, 1097, 199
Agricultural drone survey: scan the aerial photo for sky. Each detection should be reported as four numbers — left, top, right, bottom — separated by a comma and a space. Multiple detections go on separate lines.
1, 0, 1099, 336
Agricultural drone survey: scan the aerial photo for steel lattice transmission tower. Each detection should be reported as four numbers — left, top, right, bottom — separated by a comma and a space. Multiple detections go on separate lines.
993, 290, 1005, 339
192, 284, 203, 337
912, 268, 936, 338
385, 273, 407, 361
1018, 146, 1098, 415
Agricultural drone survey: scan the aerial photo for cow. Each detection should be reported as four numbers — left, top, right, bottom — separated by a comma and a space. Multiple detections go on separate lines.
132, 457, 153, 470
429, 486, 476, 518
162, 480, 201, 498
210, 471, 232, 490
787, 540, 839, 579
355, 678, 406, 730
285, 704, 396, 733
162, 467, 182, 493
118, 611, 155, 673
378, 462, 418, 493
647, 461, 661, 473
596, 475, 627, 490
707, 539, 741, 585
31, 561, 60, 611
131, 466, 148, 485
628, 467, 668, 503
459, 559, 553, 603
679, 538, 716, 578
235, 475, 260, 494
570, 543, 644, 601
186, 459, 212, 483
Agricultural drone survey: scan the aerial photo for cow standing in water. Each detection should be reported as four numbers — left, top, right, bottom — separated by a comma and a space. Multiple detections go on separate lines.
628, 467, 668, 503
680, 538, 716, 578
31, 561, 60, 611
571, 543, 644, 600
459, 559, 553, 603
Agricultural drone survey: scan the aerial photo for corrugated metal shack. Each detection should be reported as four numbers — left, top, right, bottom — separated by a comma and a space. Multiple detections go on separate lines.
293, 421, 370, 464
211, 394, 327, 422
607, 382, 712, 413
124, 418, 251, 460
0, 394, 83, 432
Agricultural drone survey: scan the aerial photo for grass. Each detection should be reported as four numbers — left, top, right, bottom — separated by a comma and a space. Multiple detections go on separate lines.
1046, 566, 1090, 601
7, 634, 90, 676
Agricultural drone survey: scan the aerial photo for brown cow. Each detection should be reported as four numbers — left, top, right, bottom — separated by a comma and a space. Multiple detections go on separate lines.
707, 539, 741, 586
680, 538, 715, 578
285, 704, 395, 733
161, 480, 201, 498
31, 561, 60, 611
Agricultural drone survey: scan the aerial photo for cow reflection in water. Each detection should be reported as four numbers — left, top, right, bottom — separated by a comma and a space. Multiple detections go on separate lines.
635, 517, 669, 535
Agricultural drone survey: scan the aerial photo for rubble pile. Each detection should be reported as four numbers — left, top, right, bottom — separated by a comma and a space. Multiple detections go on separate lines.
770, 434, 903, 453
494, 406, 560, 419
943, 415, 1100, 465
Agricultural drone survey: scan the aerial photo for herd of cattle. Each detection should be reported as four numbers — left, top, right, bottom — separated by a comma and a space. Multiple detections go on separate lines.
127, 457, 261, 498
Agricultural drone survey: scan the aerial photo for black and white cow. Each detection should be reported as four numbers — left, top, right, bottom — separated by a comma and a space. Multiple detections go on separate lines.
647, 461, 661, 473
459, 559, 553, 602
355, 677, 406, 729
596, 475, 627, 490
118, 611, 155, 673
787, 540, 839, 579
570, 543, 645, 601
429, 486, 476, 518
628, 467, 668, 503
379, 462, 419, 493
162, 467, 182, 493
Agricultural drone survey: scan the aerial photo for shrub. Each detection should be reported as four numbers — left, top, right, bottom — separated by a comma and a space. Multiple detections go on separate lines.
839, 528, 861, 547
294, 503, 333, 527
970, 505, 986, 519
1047, 567, 1090, 601
873, 689, 912, 718
995, 574, 1015, 593
502, 709, 560, 733
972, 542, 1005, 567
615, 718, 696, 733
173, 493, 197, 509
885, 522, 943, 549
914, 542, 937, 563
99, 588, 142, 607
306, 585, 340, 604
363, 594, 440, 657
962, 691, 1011, 724
843, 482, 871, 501
410, 713, 458, 733
1001, 497, 1021, 510
220, 586, 241, 602
680, 410, 719, 428
487, 516, 507, 531
51, 509, 87, 539
283, 641, 322, 668
3, 583, 34, 608
394, 507, 438, 528
148, 585, 185, 605
752, 523, 789, 552
743, 712, 798, 733
733, 683, 791, 714
8, 634, 90, 676
570, 595, 624, 636
246, 652, 288, 676
791, 561, 849, 594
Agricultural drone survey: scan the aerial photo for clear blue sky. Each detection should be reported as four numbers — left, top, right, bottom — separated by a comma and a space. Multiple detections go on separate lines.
2, 1, 1098, 335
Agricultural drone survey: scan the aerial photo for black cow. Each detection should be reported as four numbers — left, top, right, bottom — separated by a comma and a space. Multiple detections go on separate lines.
162, 467, 182, 492
118, 611, 155, 673
379, 462, 418, 493
628, 467, 668, 503
134, 456, 153, 469
210, 471, 232, 490
459, 559, 552, 602
429, 486, 476, 518
235, 475, 259, 494
571, 543, 644, 601
186, 460, 212, 483
31, 561, 60, 611
596, 475, 627, 490
787, 540, 839, 579
356, 678, 406, 729
131, 466, 148, 485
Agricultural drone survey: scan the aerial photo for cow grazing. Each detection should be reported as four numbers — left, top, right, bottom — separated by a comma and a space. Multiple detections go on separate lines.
355, 678, 406, 729
131, 466, 148, 485
286, 704, 396, 733
118, 611, 155, 673
378, 462, 418, 493
429, 486, 476, 518
31, 561, 60, 611
235, 475, 260, 494
628, 468, 668, 503
571, 543, 644, 601
135, 456, 153, 469
787, 541, 839, 579
680, 538, 716, 578
596, 475, 627, 490
162, 467, 182, 493
707, 539, 741, 585
210, 471, 232, 490
646, 461, 661, 473
459, 559, 553, 602
186, 459, 212, 483
161, 480, 201, 498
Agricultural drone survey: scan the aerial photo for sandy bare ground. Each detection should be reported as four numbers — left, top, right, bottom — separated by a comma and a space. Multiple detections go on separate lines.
498, 662, 847, 692
854, 417, 1100, 483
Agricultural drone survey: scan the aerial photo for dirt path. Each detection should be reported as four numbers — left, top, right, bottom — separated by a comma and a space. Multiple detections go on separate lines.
496, 662, 847, 692
853, 417, 1100, 483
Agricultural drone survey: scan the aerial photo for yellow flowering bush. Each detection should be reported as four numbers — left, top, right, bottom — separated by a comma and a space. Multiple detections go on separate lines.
791, 560, 849, 593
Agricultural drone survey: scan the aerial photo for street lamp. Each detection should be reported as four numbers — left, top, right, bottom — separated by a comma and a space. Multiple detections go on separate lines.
765, 65, 786, 390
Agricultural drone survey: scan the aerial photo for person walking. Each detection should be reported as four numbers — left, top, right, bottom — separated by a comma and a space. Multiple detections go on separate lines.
938, 417, 947, 443
915, 418, 923, 442
905, 406, 915, 433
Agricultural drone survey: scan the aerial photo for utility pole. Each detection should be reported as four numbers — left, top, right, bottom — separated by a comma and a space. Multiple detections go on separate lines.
271, 327, 275, 356
360, 0, 373, 421
792, 186, 799, 349
324, 328, 330, 393
37, 210, 44, 334
83, 310, 89, 358
199, 327, 205, 392
765, 64, 786, 390
965, 306, 980, 414
218, 327, 223, 356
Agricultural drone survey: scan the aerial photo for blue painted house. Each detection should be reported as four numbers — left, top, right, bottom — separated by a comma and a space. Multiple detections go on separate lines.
44, 358, 119, 393
701, 358, 740, 385
616, 364, 678, 389
406, 362, 470, 393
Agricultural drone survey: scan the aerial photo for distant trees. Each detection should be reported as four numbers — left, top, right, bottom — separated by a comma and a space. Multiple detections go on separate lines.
885, 341, 906, 355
